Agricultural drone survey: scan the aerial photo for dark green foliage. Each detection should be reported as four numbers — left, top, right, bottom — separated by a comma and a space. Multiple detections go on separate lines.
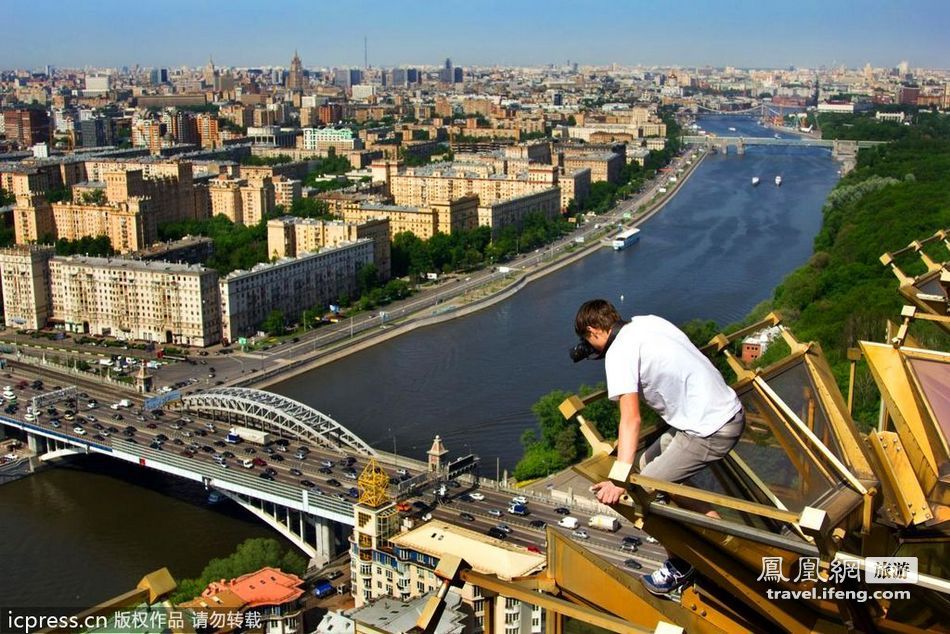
52, 235, 114, 257
169, 538, 306, 605
0, 187, 15, 206
411, 129, 430, 141
287, 197, 336, 220
303, 151, 352, 187
45, 185, 71, 203
79, 189, 107, 205
240, 154, 293, 166
261, 309, 285, 336
158, 214, 268, 275
390, 215, 570, 279
817, 111, 950, 143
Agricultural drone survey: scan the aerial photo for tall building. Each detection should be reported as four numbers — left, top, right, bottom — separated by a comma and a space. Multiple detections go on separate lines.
84, 75, 111, 95
0, 245, 55, 329
267, 216, 391, 280
203, 56, 216, 87
2, 109, 50, 148
440, 58, 454, 84
286, 50, 304, 92
208, 175, 274, 226
49, 256, 221, 347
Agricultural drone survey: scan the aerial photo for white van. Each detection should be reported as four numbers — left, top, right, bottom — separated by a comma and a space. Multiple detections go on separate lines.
242, 458, 254, 469
557, 516, 579, 529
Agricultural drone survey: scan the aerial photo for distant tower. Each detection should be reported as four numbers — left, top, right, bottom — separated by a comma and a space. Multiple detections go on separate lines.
364, 36, 368, 69
287, 50, 304, 92
427, 434, 448, 472
203, 56, 216, 87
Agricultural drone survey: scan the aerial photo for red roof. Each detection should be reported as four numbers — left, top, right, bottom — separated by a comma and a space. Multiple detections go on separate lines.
200, 567, 305, 609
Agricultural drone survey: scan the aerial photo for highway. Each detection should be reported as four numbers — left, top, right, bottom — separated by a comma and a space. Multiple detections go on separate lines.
1, 363, 665, 576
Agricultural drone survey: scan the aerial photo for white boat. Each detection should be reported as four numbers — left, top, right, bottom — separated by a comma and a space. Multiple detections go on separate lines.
752, 177, 760, 186
775, 176, 783, 186
612, 228, 641, 251
728, 126, 737, 132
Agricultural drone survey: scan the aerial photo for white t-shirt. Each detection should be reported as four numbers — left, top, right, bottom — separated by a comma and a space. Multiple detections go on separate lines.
604, 315, 741, 437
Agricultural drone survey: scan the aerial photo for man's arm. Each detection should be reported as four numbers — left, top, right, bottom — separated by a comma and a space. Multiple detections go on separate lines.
592, 392, 641, 505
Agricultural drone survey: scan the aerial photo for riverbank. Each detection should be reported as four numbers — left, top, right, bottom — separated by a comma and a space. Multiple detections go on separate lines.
249, 150, 709, 390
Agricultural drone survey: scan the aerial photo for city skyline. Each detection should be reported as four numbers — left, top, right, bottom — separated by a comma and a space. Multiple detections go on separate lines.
4, 0, 949, 71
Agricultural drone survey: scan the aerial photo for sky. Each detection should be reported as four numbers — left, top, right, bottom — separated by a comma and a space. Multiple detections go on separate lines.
3, 0, 949, 71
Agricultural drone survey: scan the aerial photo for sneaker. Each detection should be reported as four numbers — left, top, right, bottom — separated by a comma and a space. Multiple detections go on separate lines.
641, 559, 694, 596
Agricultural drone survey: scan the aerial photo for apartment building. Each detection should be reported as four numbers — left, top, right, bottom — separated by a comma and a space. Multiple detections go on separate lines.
14, 193, 154, 254
86, 159, 200, 225
302, 127, 361, 152
219, 239, 373, 342
479, 187, 561, 236
0, 245, 55, 329
49, 256, 221, 347
272, 175, 302, 207
562, 152, 622, 185
208, 175, 274, 226
349, 509, 545, 633
267, 216, 390, 280
337, 196, 479, 240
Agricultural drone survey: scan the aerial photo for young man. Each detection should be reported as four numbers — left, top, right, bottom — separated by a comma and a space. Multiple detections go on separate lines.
573, 299, 745, 595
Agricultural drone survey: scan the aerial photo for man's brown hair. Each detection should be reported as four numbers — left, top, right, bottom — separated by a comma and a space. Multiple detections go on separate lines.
574, 299, 623, 337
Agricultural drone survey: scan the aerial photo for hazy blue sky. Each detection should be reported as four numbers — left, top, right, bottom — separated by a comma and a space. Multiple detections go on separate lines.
4, 0, 948, 70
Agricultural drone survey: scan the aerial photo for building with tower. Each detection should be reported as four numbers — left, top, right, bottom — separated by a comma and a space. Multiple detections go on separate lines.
287, 50, 304, 92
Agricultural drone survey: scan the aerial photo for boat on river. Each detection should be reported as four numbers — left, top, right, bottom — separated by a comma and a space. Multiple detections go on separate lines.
752, 176, 760, 186
775, 175, 783, 186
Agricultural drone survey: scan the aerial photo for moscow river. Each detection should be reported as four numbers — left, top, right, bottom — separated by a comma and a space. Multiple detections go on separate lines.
0, 116, 839, 606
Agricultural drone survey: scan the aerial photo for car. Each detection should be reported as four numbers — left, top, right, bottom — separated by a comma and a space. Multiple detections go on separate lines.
326, 478, 341, 487
487, 527, 507, 539
201, 445, 214, 453
320, 459, 335, 468
214, 440, 226, 447
172, 438, 184, 446
50, 420, 61, 428
644, 535, 658, 544
571, 529, 590, 540
511, 496, 528, 505
487, 509, 502, 517
252, 457, 266, 467
554, 507, 570, 515
264, 467, 277, 476
318, 467, 333, 474
300, 480, 316, 488
347, 487, 358, 498
222, 451, 235, 459
620, 542, 638, 553
259, 472, 274, 481
469, 492, 485, 501
623, 559, 643, 570
621, 536, 642, 546
271, 454, 285, 462
526, 545, 543, 554
495, 523, 512, 534
155, 434, 168, 442
459, 512, 475, 522
93, 434, 105, 441
146, 422, 158, 429
289, 468, 302, 477
529, 519, 546, 529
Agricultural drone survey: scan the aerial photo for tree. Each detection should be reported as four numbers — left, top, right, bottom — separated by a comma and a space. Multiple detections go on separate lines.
261, 309, 286, 336
80, 189, 107, 205
357, 263, 380, 294
0, 187, 15, 206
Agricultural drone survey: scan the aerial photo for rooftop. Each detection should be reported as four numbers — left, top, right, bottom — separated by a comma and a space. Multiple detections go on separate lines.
391, 520, 545, 579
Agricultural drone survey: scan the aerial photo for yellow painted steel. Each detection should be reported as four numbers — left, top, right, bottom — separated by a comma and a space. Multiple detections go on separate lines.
867, 431, 932, 526
357, 457, 392, 508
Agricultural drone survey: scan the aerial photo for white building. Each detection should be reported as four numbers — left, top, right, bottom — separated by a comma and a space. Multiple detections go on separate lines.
84, 74, 111, 95
302, 127, 356, 151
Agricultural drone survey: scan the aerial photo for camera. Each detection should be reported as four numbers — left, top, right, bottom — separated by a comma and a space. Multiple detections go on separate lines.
570, 340, 598, 363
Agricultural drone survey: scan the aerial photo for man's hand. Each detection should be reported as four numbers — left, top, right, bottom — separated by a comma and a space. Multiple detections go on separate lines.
591, 480, 626, 505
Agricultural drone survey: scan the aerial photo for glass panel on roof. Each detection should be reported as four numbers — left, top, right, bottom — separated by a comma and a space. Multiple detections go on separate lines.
731, 386, 837, 513
916, 274, 946, 297
907, 357, 950, 453
764, 361, 846, 466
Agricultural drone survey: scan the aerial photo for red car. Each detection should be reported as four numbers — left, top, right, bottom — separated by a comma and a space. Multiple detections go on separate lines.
252, 457, 267, 467
526, 545, 543, 554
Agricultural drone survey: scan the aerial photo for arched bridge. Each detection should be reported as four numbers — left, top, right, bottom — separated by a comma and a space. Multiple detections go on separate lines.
181, 387, 377, 457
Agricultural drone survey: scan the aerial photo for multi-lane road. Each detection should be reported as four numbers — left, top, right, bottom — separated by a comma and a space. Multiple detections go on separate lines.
2, 362, 665, 575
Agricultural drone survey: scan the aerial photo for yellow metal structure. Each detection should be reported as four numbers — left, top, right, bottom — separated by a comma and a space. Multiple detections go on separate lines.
415, 232, 950, 633
358, 457, 392, 508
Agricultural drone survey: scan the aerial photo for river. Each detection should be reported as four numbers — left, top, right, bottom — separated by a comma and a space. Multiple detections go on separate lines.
0, 115, 839, 607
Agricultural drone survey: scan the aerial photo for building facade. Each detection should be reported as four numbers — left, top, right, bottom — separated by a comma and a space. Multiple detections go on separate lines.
219, 239, 373, 342
49, 256, 221, 347
267, 216, 391, 280
0, 245, 55, 329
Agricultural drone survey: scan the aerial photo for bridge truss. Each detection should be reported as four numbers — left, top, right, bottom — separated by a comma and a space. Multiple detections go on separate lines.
181, 387, 376, 456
